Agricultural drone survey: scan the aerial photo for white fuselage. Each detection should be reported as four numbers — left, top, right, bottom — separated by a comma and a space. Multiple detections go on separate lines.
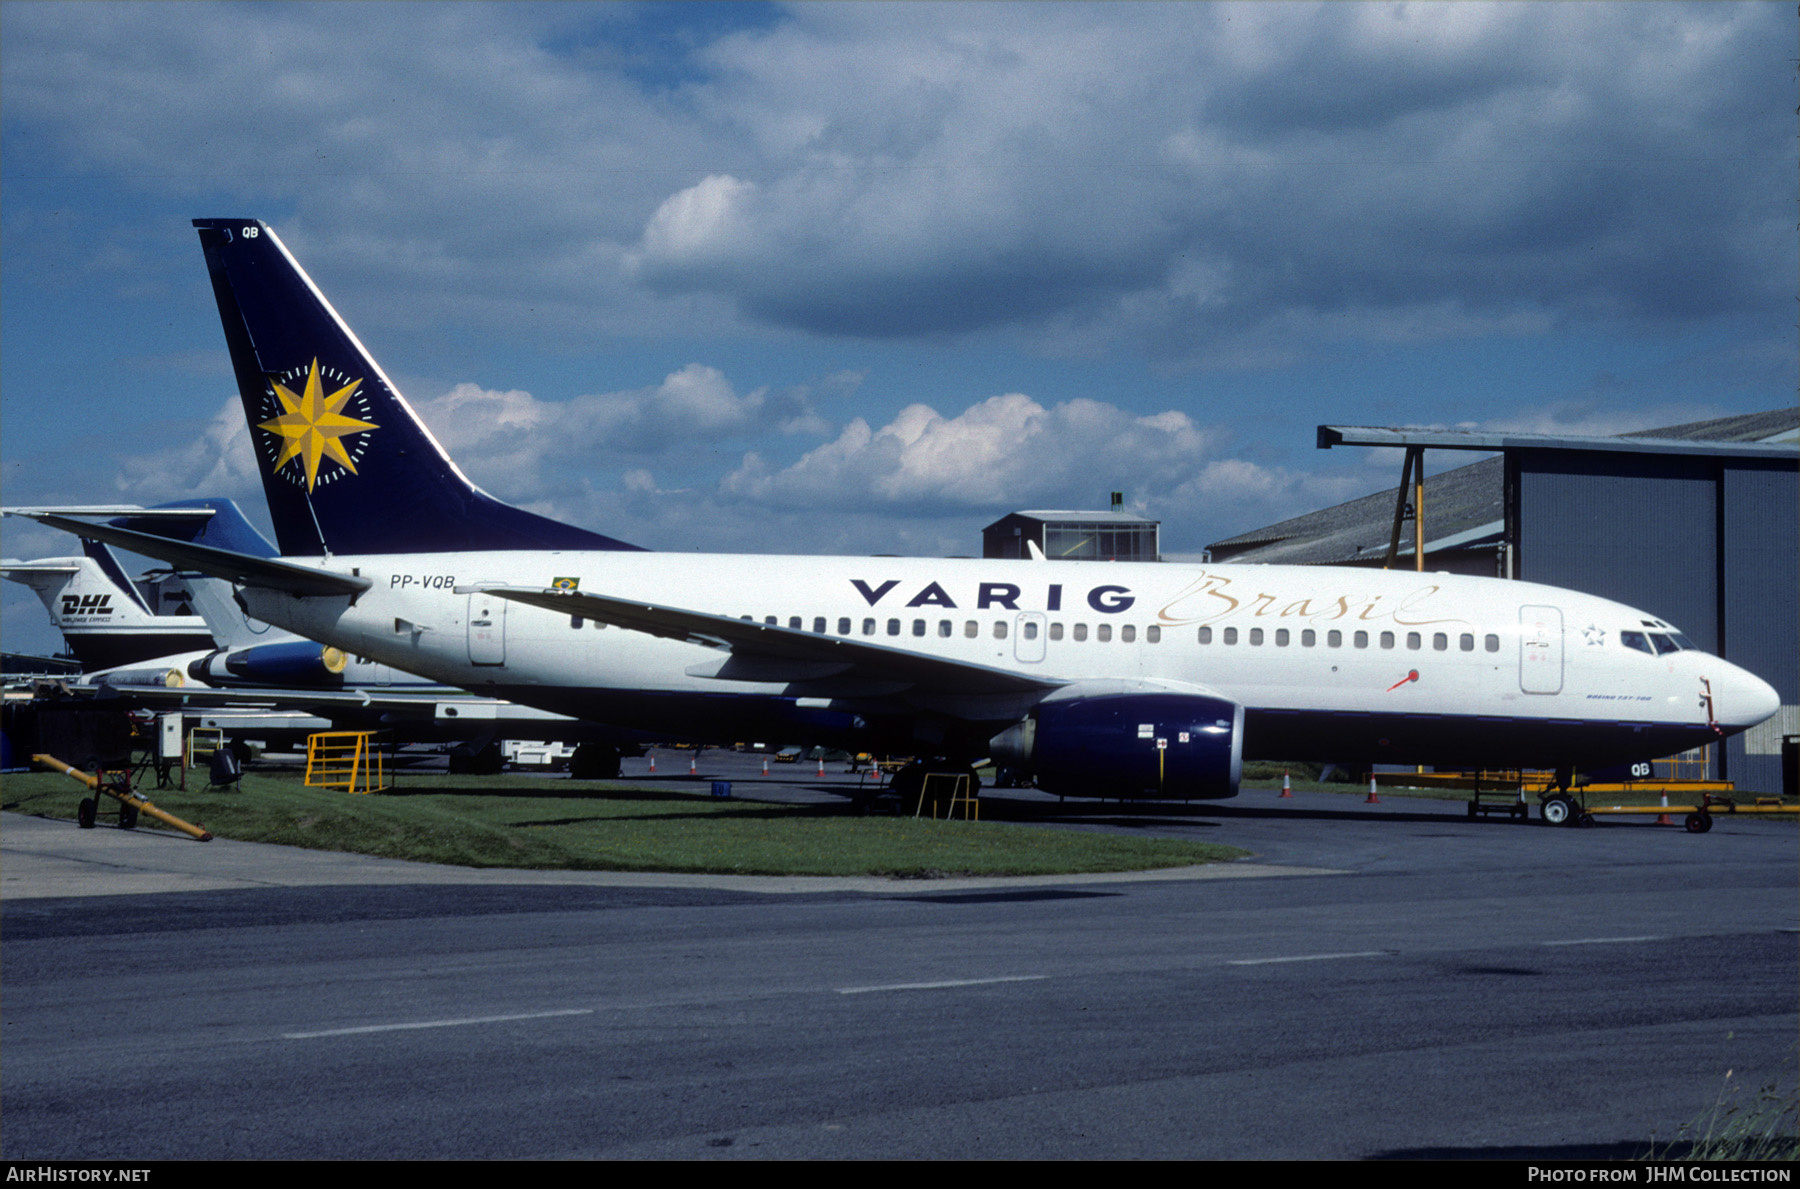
237, 551, 1779, 767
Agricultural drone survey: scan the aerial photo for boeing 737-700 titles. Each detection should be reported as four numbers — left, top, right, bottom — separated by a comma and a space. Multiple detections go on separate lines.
10, 219, 1780, 801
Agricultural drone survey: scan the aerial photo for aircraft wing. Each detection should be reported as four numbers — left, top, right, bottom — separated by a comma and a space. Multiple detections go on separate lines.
6, 513, 369, 597
488, 587, 1065, 696
92, 682, 438, 710
88, 681, 527, 718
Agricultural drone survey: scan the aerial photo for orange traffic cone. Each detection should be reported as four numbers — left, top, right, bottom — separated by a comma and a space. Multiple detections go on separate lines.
1280, 770, 1293, 798
1365, 775, 1381, 804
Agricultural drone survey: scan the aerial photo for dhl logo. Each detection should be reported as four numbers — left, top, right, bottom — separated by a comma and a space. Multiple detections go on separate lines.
59, 594, 114, 618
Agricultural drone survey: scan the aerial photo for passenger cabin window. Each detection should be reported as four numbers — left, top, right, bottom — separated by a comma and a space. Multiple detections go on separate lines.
994, 621, 1008, 639
1328, 630, 1342, 648
1459, 633, 1474, 652
1097, 624, 1112, 642
965, 621, 978, 638
1248, 628, 1263, 646
938, 620, 952, 638
1050, 623, 1065, 641
788, 617, 802, 630
1023, 621, 1039, 640
838, 617, 852, 634
862, 618, 876, 636
1145, 625, 1159, 643
1198, 626, 1213, 644
1484, 634, 1499, 652
887, 619, 901, 636
812, 617, 826, 633
912, 619, 926, 637
1275, 629, 1289, 647
1222, 627, 1238, 645
1432, 633, 1447, 651
1354, 631, 1369, 649
1406, 632, 1421, 650
1301, 629, 1316, 647
1379, 631, 1395, 649
1074, 623, 1089, 642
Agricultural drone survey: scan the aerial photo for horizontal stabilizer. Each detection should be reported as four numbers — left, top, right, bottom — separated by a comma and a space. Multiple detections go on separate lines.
9, 513, 371, 598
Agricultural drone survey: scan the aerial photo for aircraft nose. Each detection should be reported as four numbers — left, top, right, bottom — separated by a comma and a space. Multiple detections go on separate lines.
1717, 665, 1780, 729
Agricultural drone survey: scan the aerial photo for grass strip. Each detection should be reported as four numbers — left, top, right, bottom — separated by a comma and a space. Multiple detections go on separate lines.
1, 770, 1248, 877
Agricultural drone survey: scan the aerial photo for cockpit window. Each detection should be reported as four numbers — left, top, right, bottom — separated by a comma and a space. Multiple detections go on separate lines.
1647, 633, 1680, 655
1621, 631, 1653, 655
1669, 633, 1697, 651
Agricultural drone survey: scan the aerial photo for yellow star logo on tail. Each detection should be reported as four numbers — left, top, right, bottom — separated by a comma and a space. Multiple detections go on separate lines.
258, 359, 379, 491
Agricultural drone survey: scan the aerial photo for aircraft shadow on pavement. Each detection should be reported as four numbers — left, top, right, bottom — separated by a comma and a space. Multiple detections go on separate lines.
969, 791, 1529, 830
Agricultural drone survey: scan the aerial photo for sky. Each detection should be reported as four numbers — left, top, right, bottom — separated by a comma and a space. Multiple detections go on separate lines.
2, 1, 1794, 658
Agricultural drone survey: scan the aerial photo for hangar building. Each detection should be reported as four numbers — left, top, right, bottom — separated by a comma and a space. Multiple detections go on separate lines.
1206, 409, 1799, 792
984, 499, 1159, 562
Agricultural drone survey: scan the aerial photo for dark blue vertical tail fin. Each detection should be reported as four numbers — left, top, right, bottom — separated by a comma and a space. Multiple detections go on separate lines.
193, 219, 643, 557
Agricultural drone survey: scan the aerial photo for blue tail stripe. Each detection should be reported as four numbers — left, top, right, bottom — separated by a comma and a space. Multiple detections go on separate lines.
192, 219, 644, 557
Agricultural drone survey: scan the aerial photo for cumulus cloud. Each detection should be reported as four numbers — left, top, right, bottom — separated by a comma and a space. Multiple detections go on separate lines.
620, 1, 1792, 360
11, 2, 1781, 362
719, 393, 1215, 512
107, 398, 264, 507
401, 364, 827, 504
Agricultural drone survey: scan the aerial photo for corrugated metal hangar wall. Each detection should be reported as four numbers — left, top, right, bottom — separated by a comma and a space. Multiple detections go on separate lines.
1511, 450, 1797, 791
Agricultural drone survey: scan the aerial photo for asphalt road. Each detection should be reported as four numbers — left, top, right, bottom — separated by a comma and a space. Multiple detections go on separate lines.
2, 762, 1794, 1160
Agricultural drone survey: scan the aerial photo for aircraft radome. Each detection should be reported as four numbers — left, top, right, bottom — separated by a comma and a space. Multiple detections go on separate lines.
10, 219, 1781, 802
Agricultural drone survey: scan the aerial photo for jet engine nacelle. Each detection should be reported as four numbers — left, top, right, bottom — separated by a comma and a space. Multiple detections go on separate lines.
991, 680, 1244, 800
188, 640, 348, 687
87, 666, 186, 690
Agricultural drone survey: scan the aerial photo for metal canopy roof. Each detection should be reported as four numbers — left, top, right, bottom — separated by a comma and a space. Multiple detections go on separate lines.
1209, 407, 1798, 567
1317, 425, 1798, 461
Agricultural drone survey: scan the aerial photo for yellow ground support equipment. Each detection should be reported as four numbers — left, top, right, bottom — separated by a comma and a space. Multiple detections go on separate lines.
304, 731, 390, 794
1585, 793, 1800, 834
185, 726, 225, 769
32, 753, 212, 841
915, 772, 979, 821
1375, 767, 1742, 827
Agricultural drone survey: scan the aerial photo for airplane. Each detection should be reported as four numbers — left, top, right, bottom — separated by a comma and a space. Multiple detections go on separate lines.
3, 541, 214, 670
10, 217, 1782, 808
12, 499, 651, 776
